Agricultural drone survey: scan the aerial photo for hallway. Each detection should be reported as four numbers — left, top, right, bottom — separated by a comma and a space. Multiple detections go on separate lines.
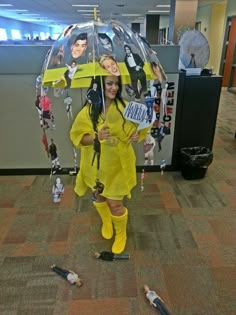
0, 90, 235, 315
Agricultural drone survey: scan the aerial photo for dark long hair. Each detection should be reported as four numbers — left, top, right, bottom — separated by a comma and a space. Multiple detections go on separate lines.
84, 76, 126, 132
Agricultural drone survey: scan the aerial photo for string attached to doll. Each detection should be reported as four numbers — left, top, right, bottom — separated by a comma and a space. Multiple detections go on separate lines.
141, 168, 147, 192
88, 76, 105, 201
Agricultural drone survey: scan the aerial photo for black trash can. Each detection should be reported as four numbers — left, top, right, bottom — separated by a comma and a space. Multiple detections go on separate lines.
180, 147, 213, 180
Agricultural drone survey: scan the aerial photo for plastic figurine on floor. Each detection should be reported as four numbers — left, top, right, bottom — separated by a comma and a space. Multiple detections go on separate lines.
64, 96, 73, 119
49, 138, 62, 175
141, 169, 146, 192
94, 251, 130, 261
52, 177, 64, 203
144, 285, 171, 315
144, 132, 156, 165
51, 264, 83, 287
160, 159, 166, 176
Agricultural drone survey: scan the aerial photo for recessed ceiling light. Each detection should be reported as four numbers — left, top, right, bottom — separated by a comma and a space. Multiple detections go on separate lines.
18, 13, 40, 15
77, 9, 99, 12
6, 9, 28, 12
148, 10, 170, 13
116, 4, 125, 7
122, 14, 141, 17
72, 4, 99, 7
156, 5, 170, 8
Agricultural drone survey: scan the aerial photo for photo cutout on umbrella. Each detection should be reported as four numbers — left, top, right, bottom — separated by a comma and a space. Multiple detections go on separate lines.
70, 32, 88, 60
98, 33, 113, 53
151, 61, 167, 83
49, 44, 65, 66
124, 44, 147, 100
99, 54, 121, 76
63, 24, 77, 38
111, 22, 133, 46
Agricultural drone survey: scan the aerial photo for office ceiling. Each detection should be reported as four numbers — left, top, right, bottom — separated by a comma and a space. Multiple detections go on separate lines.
0, 0, 226, 30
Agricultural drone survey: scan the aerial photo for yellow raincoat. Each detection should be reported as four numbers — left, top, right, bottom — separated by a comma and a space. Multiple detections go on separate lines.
70, 100, 149, 199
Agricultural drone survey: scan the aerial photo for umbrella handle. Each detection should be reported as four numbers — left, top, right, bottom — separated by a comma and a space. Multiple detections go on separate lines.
100, 76, 106, 118
94, 8, 97, 21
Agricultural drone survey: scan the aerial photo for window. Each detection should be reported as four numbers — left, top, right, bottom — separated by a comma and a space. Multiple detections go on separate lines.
0, 28, 7, 40
52, 33, 60, 40
40, 32, 46, 40
11, 29, 22, 40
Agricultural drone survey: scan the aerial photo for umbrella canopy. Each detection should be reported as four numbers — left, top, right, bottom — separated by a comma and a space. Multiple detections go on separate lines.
42, 19, 165, 88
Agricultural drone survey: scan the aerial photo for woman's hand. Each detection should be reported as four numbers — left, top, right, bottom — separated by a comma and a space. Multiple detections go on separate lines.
98, 126, 110, 141
130, 131, 139, 142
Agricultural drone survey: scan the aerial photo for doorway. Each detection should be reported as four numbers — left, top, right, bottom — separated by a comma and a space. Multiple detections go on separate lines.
220, 16, 236, 88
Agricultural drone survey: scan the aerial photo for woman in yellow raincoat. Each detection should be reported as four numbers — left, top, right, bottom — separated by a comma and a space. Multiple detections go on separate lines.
70, 75, 149, 254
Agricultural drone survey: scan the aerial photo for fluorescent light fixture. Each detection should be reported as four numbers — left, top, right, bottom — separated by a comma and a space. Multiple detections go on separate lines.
81, 13, 98, 16
72, 4, 99, 7
7, 9, 28, 12
20, 13, 40, 16
148, 10, 170, 13
156, 5, 170, 7
77, 10, 99, 12
82, 15, 100, 18
0, 4, 13, 6
121, 14, 142, 16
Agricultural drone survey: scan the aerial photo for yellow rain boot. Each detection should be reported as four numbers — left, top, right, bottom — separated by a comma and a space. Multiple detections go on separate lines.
111, 208, 128, 254
93, 201, 113, 239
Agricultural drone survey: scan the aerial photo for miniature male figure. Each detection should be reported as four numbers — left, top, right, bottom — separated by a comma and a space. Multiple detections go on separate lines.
35, 95, 43, 127
35, 75, 42, 95
144, 132, 156, 166
145, 96, 155, 123
40, 90, 55, 129
160, 159, 166, 175
64, 96, 73, 119
49, 139, 62, 175
64, 61, 78, 96
144, 285, 171, 315
156, 122, 169, 152
86, 82, 101, 106
51, 264, 83, 287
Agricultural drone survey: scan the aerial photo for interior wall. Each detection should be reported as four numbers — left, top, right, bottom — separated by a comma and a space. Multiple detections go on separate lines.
196, 5, 211, 40
208, 2, 227, 74
225, 0, 236, 16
